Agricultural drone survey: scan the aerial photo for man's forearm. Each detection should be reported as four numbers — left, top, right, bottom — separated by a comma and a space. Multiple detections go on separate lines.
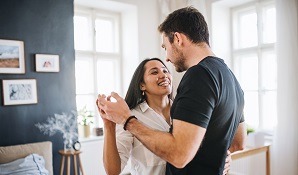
125, 118, 182, 166
229, 122, 247, 153
125, 118, 205, 168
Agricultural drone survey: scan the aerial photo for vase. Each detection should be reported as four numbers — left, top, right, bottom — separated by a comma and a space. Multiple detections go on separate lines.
78, 125, 91, 138
64, 138, 73, 152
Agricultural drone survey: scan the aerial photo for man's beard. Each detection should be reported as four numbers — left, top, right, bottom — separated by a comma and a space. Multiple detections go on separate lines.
173, 46, 187, 72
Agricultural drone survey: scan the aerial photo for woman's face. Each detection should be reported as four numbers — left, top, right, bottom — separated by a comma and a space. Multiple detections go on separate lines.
141, 60, 172, 97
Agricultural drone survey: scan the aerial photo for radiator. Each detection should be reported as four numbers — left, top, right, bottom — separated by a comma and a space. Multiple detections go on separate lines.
229, 152, 266, 175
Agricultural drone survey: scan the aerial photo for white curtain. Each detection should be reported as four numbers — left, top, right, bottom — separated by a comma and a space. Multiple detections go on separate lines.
273, 0, 298, 174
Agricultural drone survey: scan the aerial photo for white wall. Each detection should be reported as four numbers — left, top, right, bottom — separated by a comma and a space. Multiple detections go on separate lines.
211, 2, 232, 67
122, 0, 161, 59
273, 0, 298, 174
115, 0, 161, 93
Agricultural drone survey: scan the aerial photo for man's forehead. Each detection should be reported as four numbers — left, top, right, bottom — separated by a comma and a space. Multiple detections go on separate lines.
161, 34, 168, 43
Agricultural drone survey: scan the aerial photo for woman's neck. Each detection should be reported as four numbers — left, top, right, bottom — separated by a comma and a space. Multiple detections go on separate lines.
146, 95, 171, 124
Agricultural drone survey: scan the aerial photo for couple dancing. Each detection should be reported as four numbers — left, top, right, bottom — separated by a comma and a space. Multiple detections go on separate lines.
96, 6, 246, 175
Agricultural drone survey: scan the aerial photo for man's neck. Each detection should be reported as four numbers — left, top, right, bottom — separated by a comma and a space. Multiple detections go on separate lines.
184, 43, 215, 69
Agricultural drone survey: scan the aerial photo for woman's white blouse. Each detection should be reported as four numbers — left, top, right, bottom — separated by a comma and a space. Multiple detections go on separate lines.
116, 101, 171, 175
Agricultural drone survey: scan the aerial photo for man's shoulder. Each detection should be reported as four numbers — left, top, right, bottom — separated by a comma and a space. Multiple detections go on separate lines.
199, 56, 226, 69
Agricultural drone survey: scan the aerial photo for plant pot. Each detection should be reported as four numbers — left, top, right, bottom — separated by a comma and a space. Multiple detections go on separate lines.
78, 125, 91, 138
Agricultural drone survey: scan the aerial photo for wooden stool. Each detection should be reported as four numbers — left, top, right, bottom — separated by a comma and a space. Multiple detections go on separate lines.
59, 150, 85, 175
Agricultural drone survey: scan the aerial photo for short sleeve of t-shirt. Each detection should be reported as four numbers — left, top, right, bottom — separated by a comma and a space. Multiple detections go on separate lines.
240, 112, 245, 123
171, 65, 218, 128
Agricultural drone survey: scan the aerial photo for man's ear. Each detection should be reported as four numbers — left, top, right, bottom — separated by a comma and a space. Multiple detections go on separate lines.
174, 32, 183, 46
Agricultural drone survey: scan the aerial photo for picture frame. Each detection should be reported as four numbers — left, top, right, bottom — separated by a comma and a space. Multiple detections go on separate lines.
35, 54, 59, 72
0, 39, 25, 74
2, 79, 38, 106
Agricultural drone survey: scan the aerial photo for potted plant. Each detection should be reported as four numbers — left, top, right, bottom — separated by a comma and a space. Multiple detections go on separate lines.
77, 106, 94, 138
246, 124, 255, 135
246, 124, 256, 147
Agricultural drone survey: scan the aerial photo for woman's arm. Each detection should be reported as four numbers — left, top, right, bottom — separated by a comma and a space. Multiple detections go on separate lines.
97, 96, 122, 175
103, 122, 122, 175
97, 96, 132, 175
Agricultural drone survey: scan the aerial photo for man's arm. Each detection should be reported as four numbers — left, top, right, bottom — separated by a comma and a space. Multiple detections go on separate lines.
229, 122, 246, 153
98, 92, 206, 168
126, 118, 206, 168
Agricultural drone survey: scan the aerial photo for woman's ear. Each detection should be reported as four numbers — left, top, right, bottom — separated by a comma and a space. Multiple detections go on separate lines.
140, 83, 145, 91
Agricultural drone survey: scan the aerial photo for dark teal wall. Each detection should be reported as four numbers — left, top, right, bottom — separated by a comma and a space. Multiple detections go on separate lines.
0, 0, 76, 174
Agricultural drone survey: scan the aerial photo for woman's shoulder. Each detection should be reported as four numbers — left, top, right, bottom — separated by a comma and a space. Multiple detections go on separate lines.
131, 101, 150, 114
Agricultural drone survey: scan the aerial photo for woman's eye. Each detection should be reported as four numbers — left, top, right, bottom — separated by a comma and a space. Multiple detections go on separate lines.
151, 71, 158, 75
163, 69, 169, 73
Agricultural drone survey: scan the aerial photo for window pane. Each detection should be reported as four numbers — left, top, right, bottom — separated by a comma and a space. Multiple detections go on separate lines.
234, 54, 258, 90
261, 51, 277, 90
261, 91, 277, 129
231, 3, 276, 131
76, 94, 95, 113
74, 15, 92, 51
244, 91, 259, 128
239, 11, 258, 48
75, 58, 94, 94
97, 60, 119, 94
95, 19, 115, 53
262, 7, 276, 43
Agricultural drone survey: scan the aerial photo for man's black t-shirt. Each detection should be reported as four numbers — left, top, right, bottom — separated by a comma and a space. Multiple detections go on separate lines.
167, 56, 244, 175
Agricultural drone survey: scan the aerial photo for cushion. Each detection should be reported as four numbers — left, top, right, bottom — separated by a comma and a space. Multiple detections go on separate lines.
0, 154, 49, 175
0, 141, 52, 175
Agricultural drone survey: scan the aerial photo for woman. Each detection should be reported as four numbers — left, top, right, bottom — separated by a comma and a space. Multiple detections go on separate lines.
97, 58, 231, 175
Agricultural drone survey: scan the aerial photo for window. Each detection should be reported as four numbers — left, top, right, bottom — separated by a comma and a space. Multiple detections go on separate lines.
74, 7, 122, 120
232, 1, 276, 130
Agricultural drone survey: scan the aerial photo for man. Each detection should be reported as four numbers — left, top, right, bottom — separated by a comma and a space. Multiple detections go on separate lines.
98, 6, 246, 175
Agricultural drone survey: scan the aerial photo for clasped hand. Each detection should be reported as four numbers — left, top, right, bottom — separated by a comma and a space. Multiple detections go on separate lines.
96, 92, 131, 125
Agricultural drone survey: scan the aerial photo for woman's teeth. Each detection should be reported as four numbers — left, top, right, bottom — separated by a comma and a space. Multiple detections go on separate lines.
158, 81, 170, 86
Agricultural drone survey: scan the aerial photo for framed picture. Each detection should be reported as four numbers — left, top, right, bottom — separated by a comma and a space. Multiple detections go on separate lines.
35, 54, 59, 72
0, 39, 25, 74
2, 79, 38, 106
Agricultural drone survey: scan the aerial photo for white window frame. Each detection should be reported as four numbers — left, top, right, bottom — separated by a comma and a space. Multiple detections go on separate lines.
231, 0, 276, 130
74, 6, 122, 116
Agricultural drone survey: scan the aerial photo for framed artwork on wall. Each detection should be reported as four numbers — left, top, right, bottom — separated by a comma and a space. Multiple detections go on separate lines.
0, 39, 25, 74
2, 79, 38, 106
35, 54, 59, 72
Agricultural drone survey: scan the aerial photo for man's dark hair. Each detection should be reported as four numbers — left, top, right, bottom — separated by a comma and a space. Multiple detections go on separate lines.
125, 58, 173, 109
158, 6, 209, 46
